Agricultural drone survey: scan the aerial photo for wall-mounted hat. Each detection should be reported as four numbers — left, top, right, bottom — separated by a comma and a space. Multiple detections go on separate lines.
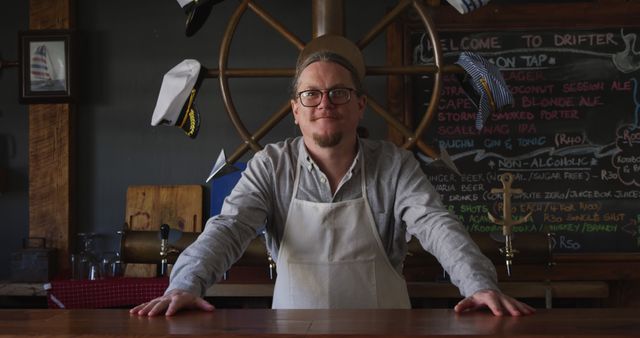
176, 0, 224, 37
297, 35, 366, 81
455, 52, 512, 130
445, 0, 490, 14
151, 59, 206, 138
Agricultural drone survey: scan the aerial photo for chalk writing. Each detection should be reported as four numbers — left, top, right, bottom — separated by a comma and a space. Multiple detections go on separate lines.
412, 28, 640, 252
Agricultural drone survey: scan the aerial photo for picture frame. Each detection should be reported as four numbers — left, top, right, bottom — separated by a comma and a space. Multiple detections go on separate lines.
18, 30, 75, 103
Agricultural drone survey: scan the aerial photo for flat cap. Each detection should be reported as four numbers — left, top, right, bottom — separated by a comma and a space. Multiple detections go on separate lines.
297, 35, 366, 81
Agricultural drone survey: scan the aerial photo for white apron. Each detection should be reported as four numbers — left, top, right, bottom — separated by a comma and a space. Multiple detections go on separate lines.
271, 156, 411, 309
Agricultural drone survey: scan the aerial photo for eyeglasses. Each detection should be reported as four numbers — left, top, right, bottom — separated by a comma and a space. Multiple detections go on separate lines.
297, 88, 356, 107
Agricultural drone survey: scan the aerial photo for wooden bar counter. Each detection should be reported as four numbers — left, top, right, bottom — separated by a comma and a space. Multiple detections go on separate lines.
1, 308, 639, 337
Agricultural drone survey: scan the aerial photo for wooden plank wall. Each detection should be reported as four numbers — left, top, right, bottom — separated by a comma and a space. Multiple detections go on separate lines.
28, 0, 75, 273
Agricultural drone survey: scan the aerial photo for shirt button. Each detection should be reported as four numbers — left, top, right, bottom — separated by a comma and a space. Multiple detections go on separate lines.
320, 177, 326, 183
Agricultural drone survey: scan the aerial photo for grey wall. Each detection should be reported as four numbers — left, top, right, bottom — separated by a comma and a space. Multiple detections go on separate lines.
1, 0, 396, 279
0, 0, 29, 280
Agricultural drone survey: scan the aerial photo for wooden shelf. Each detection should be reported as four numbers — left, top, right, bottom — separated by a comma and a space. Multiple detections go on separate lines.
0, 281, 47, 297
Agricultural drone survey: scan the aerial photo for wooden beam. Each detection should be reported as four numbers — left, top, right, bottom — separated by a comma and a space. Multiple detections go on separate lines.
427, 0, 640, 30
28, 0, 75, 275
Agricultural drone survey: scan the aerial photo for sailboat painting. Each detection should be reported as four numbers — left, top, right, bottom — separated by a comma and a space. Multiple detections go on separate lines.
29, 41, 67, 92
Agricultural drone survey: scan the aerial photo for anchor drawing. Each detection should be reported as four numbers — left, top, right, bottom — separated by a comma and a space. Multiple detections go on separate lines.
487, 172, 532, 276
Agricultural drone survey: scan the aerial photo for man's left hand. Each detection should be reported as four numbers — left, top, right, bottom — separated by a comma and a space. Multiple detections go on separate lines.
454, 289, 536, 316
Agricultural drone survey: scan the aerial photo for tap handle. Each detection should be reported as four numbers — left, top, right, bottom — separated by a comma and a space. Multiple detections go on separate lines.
157, 224, 171, 277
160, 224, 170, 240
268, 256, 276, 280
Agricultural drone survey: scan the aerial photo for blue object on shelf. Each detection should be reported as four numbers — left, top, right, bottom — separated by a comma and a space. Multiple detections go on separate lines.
209, 162, 246, 217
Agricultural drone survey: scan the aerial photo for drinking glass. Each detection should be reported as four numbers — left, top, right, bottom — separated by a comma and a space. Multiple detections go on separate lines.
101, 251, 124, 278
72, 232, 101, 280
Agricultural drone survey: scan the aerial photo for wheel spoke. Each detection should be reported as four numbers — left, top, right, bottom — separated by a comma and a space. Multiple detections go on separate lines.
220, 83, 262, 152
247, 1, 305, 51
207, 68, 295, 78
215, 0, 448, 166
416, 140, 439, 159
357, 0, 412, 49
367, 96, 439, 159
367, 96, 415, 140
226, 100, 292, 164
209, 64, 462, 80
366, 64, 463, 76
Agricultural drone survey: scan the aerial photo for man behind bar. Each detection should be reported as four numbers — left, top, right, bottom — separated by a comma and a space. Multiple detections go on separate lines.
132, 36, 534, 317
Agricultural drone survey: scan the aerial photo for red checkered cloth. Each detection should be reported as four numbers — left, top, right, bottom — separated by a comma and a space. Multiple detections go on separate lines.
45, 277, 169, 309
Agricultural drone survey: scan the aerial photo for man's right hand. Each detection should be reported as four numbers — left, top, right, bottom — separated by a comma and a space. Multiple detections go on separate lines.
129, 289, 215, 317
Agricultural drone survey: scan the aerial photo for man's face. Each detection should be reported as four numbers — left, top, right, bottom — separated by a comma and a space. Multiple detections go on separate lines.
291, 61, 366, 148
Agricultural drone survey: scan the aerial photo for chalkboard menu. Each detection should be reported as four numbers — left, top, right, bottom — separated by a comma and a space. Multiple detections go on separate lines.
412, 28, 640, 253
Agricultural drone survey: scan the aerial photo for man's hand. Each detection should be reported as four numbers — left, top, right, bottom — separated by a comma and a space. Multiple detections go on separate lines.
129, 289, 215, 317
454, 289, 535, 316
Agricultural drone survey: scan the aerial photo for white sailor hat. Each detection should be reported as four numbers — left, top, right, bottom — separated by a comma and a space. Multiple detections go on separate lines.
151, 59, 206, 138
455, 52, 513, 130
176, 0, 224, 37
445, 0, 491, 14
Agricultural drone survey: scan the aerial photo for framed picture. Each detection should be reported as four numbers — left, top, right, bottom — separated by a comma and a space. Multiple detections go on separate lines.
18, 30, 75, 103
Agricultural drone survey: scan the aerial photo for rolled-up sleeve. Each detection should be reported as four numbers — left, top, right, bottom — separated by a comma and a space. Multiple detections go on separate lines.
167, 151, 275, 296
395, 152, 498, 297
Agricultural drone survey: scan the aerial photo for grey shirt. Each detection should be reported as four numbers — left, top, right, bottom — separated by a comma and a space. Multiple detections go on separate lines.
168, 137, 498, 298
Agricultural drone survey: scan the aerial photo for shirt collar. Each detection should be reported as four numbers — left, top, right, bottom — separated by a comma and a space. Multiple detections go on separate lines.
296, 137, 362, 175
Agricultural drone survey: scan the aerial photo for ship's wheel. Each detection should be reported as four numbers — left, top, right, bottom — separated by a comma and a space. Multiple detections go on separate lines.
209, 0, 454, 174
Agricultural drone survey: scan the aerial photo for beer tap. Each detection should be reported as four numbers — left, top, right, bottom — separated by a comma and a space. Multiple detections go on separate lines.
158, 224, 170, 277
487, 173, 532, 276
268, 255, 276, 280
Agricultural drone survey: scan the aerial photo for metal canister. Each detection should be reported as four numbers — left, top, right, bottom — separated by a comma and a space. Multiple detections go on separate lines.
10, 237, 57, 282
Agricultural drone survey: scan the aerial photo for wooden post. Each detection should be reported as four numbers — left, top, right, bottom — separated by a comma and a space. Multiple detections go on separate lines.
28, 0, 75, 274
312, 0, 344, 38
